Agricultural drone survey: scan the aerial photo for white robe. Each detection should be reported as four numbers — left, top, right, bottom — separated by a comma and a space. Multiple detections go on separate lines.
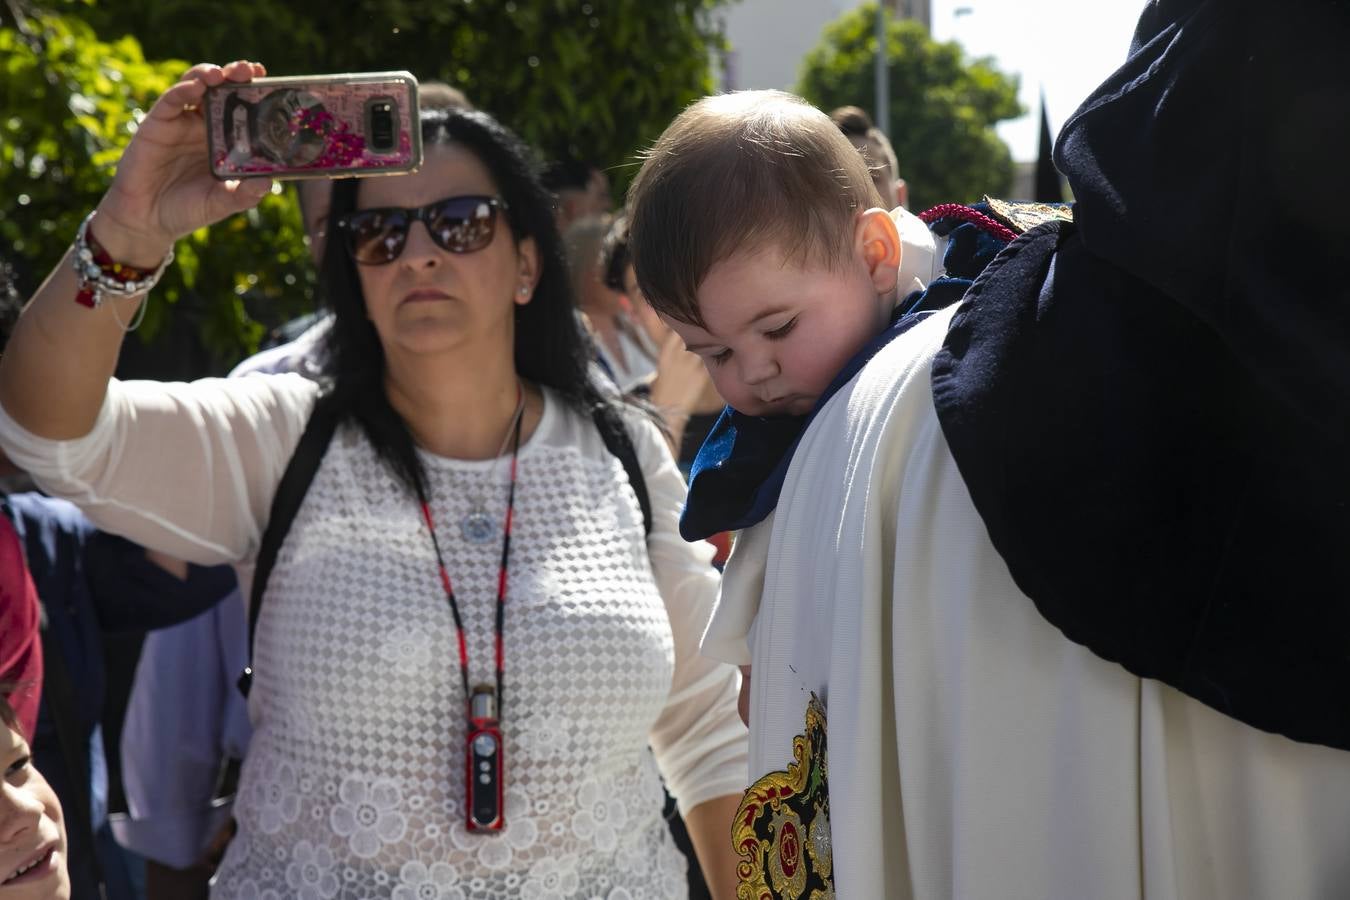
709, 304, 1350, 899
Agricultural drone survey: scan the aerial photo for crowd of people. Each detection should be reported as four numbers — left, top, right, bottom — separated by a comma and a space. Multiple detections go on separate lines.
4, 0, 1350, 898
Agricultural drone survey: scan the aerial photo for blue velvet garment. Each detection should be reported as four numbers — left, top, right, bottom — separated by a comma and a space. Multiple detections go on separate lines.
931, 0, 1350, 750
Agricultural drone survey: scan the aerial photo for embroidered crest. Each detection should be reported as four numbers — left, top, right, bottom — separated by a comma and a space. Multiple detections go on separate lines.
734, 694, 833, 900
983, 196, 1074, 235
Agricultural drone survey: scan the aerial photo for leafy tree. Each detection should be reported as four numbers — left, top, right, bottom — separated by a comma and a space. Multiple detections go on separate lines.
2, 1, 730, 368
797, 4, 1023, 211
64, 0, 729, 197
0, 8, 313, 369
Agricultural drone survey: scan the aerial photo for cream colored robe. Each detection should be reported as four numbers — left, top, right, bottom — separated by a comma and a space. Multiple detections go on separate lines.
706, 303, 1350, 899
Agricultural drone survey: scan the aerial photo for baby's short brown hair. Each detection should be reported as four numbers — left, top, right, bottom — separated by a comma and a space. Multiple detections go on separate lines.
627, 90, 883, 326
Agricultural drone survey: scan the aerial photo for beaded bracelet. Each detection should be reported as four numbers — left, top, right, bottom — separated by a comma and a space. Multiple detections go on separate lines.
71, 211, 175, 330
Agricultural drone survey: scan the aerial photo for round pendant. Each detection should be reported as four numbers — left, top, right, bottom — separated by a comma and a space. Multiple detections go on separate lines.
460, 510, 496, 544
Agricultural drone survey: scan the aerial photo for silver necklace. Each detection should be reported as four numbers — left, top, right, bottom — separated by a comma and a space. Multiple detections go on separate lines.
460, 386, 526, 544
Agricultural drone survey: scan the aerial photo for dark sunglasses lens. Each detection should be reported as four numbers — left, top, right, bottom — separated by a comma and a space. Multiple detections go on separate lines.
426, 198, 497, 253
346, 210, 409, 264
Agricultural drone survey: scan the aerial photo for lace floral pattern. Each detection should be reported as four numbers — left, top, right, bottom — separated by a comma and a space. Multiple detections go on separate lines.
212, 400, 702, 899
331, 776, 408, 859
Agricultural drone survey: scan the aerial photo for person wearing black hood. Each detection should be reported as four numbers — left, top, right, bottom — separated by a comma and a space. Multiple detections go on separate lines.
627, 0, 1350, 896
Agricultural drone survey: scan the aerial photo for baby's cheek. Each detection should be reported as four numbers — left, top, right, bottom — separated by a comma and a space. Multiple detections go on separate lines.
710, 370, 743, 407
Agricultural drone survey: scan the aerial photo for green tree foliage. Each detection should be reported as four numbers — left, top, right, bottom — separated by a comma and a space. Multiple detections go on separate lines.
0, 9, 313, 364
2, 1, 728, 366
797, 5, 1023, 211
65, 0, 727, 197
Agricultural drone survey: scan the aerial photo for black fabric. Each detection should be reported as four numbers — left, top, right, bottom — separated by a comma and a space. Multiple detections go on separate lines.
241, 398, 652, 696
590, 405, 652, 537
931, 0, 1350, 749
38, 607, 107, 899
239, 394, 341, 697
1058, 0, 1350, 443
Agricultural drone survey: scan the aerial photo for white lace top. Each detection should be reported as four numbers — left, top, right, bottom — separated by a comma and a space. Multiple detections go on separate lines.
0, 375, 748, 899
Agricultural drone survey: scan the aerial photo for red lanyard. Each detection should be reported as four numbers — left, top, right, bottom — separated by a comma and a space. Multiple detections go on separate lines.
416, 408, 522, 721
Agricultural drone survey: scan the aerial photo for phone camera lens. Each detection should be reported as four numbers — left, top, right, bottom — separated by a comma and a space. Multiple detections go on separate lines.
369, 101, 396, 152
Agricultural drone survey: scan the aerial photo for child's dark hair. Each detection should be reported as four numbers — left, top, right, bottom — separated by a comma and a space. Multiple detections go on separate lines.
541, 157, 599, 194
626, 90, 882, 327
829, 104, 876, 137
318, 108, 609, 499
599, 215, 631, 294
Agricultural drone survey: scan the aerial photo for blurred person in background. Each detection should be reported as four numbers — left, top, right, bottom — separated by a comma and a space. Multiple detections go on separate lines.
599, 215, 724, 476
543, 157, 610, 232
565, 214, 660, 396
831, 105, 908, 210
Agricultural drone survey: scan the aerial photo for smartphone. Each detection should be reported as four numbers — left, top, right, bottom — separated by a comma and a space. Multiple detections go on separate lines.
205, 71, 422, 181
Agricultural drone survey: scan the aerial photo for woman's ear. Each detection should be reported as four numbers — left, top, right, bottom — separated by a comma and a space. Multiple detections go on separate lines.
515, 237, 540, 305
856, 208, 903, 295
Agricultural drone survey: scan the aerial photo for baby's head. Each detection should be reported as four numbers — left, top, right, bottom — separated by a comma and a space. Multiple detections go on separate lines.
628, 90, 904, 416
0, 686, 68, 899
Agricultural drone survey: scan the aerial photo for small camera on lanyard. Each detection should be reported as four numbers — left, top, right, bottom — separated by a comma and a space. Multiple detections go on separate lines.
466, 685, 505, 832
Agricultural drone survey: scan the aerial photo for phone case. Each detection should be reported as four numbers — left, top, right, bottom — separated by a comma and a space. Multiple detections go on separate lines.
205, 72, 422, 180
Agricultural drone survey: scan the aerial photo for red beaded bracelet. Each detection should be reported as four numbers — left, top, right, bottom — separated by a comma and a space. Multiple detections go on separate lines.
71, 211, 175, 311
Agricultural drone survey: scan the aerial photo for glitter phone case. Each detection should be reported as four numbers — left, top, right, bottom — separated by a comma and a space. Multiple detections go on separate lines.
205, 72, 421, 181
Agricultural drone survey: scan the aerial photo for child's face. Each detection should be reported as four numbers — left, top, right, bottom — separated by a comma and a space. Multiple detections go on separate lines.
0, 723, 68, 899
663, 225, 897, 417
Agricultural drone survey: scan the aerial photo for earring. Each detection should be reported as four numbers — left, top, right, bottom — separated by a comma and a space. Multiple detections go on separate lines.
517, 286, 530, 297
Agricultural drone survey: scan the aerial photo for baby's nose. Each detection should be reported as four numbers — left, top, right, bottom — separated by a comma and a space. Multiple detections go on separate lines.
739, 350, 780, 386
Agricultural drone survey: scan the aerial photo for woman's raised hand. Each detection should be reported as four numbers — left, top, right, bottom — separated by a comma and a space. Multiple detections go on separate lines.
93, 60, 273, 266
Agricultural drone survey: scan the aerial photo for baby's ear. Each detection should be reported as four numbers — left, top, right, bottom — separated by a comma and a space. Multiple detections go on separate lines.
856, 208, 903, 295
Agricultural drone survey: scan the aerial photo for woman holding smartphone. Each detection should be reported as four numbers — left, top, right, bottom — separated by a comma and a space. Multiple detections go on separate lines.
0, 61, 747, 898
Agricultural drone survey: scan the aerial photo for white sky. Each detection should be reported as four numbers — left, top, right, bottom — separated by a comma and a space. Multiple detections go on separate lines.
928, 0, 1146, 161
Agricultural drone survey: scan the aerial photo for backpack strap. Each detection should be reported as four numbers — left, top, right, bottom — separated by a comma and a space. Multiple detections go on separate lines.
237, 394, 340, 698
592, 405, 652, 537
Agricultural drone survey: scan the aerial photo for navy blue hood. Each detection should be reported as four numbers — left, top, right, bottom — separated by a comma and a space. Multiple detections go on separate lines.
933, 0, 1350, 749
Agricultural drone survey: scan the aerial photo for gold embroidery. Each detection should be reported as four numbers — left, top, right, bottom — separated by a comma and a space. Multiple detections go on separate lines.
983, 196, 1074, 234
734, 695, 832, 900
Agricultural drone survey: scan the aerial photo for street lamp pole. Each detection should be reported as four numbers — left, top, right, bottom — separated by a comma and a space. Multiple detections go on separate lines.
875, 2, 890, 137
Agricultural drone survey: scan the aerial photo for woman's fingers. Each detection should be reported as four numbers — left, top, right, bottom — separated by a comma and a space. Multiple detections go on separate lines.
145, 77, 209, 122
177, 60, 265, 88
221, 59, 258, 82
178, 63, 224, 86
151, 60, 265, 124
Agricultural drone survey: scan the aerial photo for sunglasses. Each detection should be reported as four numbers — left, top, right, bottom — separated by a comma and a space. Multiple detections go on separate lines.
335, 194, 508, 265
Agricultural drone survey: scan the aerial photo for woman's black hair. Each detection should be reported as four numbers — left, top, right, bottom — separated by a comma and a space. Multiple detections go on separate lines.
317, 108, 610, 498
